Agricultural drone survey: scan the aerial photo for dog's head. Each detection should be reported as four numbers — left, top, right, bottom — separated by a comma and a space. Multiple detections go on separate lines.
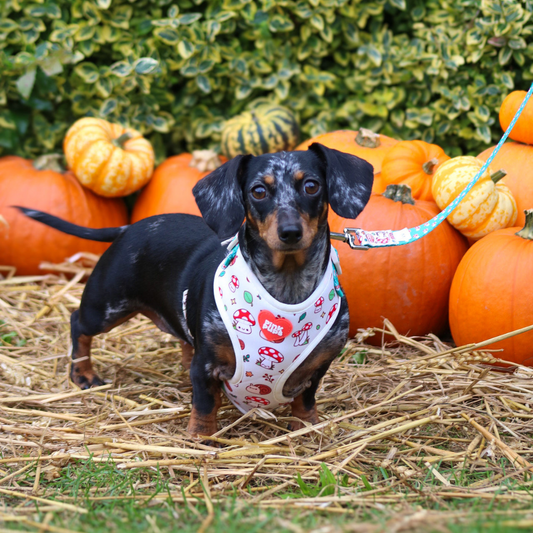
193, 143, 374, 249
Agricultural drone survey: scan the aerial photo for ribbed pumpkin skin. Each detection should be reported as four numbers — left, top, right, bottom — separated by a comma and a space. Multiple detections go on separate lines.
431, 156, 517, 239
449, 226, 533, 366
329, 191, 468, 344
64, 117, 155, 197
131, 153, 227, 222
478, 142, 533, 228
0, 156, 128, 275
499, 91, 533, 145
296, 129, 398, 192
380, 140, 449, 201
221, 104, 299, 158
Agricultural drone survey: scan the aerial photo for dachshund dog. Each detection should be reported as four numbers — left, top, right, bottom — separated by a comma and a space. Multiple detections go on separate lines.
18, 143, 373, 436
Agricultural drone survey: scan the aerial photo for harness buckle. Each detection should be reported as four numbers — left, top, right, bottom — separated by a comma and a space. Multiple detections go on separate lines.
330, 228, 370, 250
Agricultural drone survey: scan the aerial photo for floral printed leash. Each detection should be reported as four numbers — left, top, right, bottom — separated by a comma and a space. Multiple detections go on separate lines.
332, 82, 533, 250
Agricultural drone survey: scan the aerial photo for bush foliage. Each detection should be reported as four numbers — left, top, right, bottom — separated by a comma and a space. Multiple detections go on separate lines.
1, 0, 532, 162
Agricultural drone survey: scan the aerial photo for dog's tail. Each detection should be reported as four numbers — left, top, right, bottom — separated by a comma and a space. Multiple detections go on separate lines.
15, 207, 127, 243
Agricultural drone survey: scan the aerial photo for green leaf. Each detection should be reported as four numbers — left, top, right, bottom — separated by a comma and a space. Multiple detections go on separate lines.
39, 56, 63, 76
134, 58, 159, 75
269, 14, 294, 32
75, 24, 96, 41
177, 13, 202, 25
196, 75, 212, 94
388, 0, 406, 10
235, 83, 252, 100
74, 62, 100, 83
476, 125, 492, 144
206, 20, 221, 41
0, 19, 18, 33
96, 0, 112, 8
178, 40, 195, 59
154, 27, 180, 44
110, 6, 132, 29
198, 60, 215, 73
498, 47, 512, 65
109, 61, 133, 77
100, 98, 117, 116
16, 69, 37, 99
96, 77, 113, 98
310, 14, 324, 31
366, 45, 382, 67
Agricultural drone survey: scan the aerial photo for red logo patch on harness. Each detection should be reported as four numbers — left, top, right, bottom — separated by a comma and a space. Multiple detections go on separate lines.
258, 310, 293, 342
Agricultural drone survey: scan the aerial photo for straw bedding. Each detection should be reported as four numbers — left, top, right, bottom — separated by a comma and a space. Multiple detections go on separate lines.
1, 255, 533, 527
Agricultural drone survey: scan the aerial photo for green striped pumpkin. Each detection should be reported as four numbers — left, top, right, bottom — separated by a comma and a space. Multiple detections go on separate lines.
221, 104, 299, 158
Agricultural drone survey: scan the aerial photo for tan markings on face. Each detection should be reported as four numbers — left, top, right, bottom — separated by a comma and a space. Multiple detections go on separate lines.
256, 210, 280, 250
294, 170, 305, 181
319, 202, 328, 222
299, 212, 319, 249
263, 175, 275, 186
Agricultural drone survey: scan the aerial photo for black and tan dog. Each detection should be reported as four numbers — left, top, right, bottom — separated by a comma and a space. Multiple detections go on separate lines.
18, 143, 373, 436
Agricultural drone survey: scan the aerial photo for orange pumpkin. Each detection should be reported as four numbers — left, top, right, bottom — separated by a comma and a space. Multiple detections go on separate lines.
449, 210, 533, 366
296, 128, 399, 192
131, 151, 227, 223
478, 142, 533, 228
499, 91, 533, 145
0, 155, 128, 275
330, 184, 468, 344
380, 140, 449, 201
64, 117, 155, 197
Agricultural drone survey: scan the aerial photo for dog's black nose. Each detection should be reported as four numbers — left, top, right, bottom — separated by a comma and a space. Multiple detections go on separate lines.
278, 225, 303, 244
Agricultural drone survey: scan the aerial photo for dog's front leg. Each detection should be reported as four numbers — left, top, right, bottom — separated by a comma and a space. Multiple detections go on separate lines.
289, 363, 329, 431
187, 352, 222, 437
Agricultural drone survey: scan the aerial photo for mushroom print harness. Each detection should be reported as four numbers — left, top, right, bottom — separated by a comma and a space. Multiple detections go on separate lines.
214, 239, 343, 414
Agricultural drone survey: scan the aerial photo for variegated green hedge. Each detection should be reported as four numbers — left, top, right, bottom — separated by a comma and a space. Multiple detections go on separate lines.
1, 0, 532, 163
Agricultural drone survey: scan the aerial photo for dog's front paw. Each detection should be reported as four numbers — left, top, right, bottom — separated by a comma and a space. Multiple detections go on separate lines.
70, 365, 105, 389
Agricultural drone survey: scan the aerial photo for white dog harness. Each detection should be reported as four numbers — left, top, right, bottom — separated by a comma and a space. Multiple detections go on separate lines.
213, 240, 343, 414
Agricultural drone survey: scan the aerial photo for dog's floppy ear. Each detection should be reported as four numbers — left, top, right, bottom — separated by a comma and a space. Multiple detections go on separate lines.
193, 154, 252, 239
308, 142, 374, 219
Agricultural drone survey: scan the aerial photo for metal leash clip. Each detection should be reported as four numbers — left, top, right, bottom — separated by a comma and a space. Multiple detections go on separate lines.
330, 228, 370, 250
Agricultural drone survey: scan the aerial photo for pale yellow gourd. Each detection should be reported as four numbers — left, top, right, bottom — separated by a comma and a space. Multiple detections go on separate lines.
431, 156, 517, 240
64, 117, 155, 197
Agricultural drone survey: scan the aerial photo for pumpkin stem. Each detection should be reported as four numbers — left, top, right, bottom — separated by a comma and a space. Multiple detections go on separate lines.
355, 128, 381, 148
516, 210, 533, 240
490, 169, 507, 183
33, 154, 66, 173
382, 184, 415, 205
112, 132, 133, 149
422, 157, 439, 175
189, 150, 223, 172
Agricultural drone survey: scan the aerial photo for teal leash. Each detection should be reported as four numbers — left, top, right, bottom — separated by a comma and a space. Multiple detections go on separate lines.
332, 82, 533, 250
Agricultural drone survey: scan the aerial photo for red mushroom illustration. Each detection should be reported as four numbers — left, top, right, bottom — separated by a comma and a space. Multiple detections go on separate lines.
244, 396, 270, 408
292, 322, 313, 346
256, 346, 284, 370
314, 296, 324, 314
238, 338, 246, 350
233, 309, 256, 334
246, 383, 272, 395
229, 275, 239, 292
326, 303, 338, 324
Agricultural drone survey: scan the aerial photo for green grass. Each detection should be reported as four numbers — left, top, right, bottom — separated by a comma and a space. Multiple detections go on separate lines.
2, 457, 533, 533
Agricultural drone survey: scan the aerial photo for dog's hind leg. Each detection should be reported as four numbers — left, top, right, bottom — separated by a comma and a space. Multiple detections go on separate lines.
179, 341, 194, 371
69, 302, 136, 389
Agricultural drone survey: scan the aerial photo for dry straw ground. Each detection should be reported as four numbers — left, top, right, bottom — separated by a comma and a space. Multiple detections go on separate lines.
1, 256, 533, 531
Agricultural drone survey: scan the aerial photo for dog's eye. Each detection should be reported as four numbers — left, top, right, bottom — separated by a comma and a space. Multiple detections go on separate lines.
251, 185, 267, 200
303, 180, 320, 195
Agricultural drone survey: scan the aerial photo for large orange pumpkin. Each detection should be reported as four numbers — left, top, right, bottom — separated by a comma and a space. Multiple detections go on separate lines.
449, 210, 533, 366
131, 151, 227, 223
296, 128, 399, 193
0, 155, 128, 275
380, 140, 449, 201
478, 142, 533, 228
64, 117, 155, 197
330, 184, 468, 344
499, 90, 533, 145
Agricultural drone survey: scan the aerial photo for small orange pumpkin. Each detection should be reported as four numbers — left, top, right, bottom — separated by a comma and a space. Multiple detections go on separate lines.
449, 210, 533, 366
0, 155, 128, 275
380, 140, 449, 201
329, 184, 468, 344
478, 142, 533, 228
296, 128, 399, 192
64, 117, 155, 197
499, 90, 533, 145
131, 151, 227, 223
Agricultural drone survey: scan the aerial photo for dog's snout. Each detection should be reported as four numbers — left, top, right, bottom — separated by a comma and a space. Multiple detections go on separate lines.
278, 224, 303, 245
